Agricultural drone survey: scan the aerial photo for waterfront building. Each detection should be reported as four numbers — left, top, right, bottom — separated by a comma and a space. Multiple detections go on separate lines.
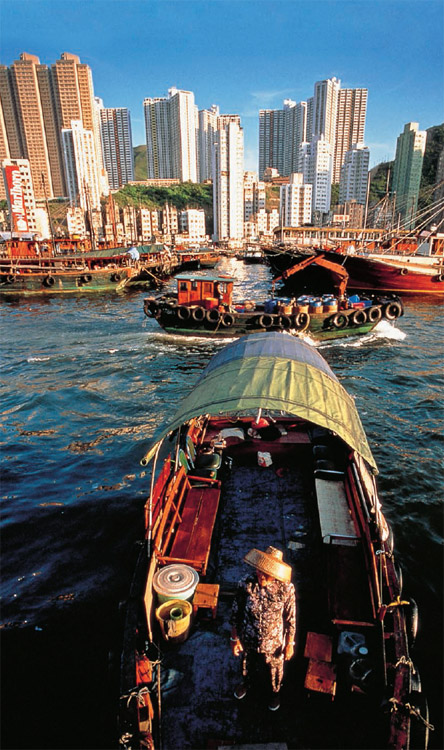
144, 88, 198, 182
339, 143, 370, 205
198, 105, 219, 182
243, 171, 266, 222
137, 207, 160, 242
62, 120, 101, 211
162, 202, 179, 237
279, 172, 312, 227
391, 122, 426, 230
66, 206, 87, 238
212, 115, 244, 241
333, 88, 368, 183
179, 209, 207, 242
99, 106, 134, 189
332, 200, 365, 228
1, 158, 38, 232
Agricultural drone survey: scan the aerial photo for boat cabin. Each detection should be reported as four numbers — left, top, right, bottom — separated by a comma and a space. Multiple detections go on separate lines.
176, 273, 234, 308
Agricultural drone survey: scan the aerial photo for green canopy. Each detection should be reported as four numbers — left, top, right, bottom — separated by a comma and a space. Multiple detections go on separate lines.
142, 332, 377, 471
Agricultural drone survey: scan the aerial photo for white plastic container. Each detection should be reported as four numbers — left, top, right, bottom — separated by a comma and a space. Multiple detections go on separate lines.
153, 564, 199, 604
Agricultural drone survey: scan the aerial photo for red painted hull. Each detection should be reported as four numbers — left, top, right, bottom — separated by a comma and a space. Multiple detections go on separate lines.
322, 251, 444, 295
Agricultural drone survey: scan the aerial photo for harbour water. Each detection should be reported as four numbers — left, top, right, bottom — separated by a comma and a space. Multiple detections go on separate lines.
1, 257, 443, 749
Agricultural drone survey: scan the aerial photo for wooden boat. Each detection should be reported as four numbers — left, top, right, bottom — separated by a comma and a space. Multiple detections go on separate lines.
244, 247, 264, 264
144, 272, 404, 342
0, 262, 137, 295
269, 231, 444, 297
119, 333, 430, 750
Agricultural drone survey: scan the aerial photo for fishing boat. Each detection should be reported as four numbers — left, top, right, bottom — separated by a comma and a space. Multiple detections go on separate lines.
0, 259, 138, 295
143, 272, 404, 342
268, 228, 444, 296
119, 333, 431, 750
244, 246, 264, 264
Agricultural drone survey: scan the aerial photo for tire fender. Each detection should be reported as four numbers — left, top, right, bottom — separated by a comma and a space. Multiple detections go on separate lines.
293, 312, 310, 331
383, 301, 402, 320
191, 306, 205, 322
367, 306, 382, 323
220, 312, 235, 327
257, 313, 274, 329
351, 309, 368, 326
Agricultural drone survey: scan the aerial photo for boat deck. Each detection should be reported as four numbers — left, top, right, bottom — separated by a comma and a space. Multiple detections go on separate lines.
156, 439, 383, 750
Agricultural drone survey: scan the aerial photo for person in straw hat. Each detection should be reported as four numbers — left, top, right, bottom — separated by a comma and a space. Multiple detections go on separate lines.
230, 545, 296, 711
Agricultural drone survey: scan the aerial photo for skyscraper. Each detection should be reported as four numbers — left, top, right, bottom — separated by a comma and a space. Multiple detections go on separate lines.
0, 52, 105, 201
0, 53, 63, 199
99, 107, 134, 189
311, 77, 341, 145
144, 88, 198, 182
339, 143, 370, 205
333, 88, 368, 183
198, 105, 219, 182
62, 120, 101, 211
258, 100, 308, 179
391, 122, 426, 230
212, 115, 244, 241
299, 137, 332, 219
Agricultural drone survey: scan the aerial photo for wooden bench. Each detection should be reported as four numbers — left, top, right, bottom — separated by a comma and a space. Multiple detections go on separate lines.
159, 485, 221, 575
192, 582, 220, 618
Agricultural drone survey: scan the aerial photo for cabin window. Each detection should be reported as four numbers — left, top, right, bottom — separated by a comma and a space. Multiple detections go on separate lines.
203, 282, 213, 296
191, 280, 198, 291
179, 281, 188, 291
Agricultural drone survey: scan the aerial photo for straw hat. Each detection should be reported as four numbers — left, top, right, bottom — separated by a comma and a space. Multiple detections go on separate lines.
244, 546, 292, 583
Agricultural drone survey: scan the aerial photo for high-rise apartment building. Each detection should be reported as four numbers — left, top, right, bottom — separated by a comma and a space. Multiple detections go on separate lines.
391, 122, 426, 230
258, 100, 307, 178
339, 143, 369, 205
333, 88, 368, 182
299, 137, 332, 218
0, 52, 105, 202
99, 107, 134, 189
198, 105, 219, 182
62, 120, 101, 211
212, 115, 244, 241
311, 77, 341, 145
144, 88, 198, 182
279, 172, 312, 227
0, 53, 63, 199
1, 158, 38, 231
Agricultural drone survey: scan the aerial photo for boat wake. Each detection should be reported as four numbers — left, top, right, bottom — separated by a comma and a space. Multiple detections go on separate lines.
303, 319, 407, 349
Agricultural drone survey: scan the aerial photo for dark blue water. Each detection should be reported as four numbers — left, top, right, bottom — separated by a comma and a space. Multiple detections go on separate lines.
1, 258, 443, 749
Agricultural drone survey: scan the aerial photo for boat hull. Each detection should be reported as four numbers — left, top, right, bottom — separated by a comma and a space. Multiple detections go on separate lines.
318, 251, 444, 295
0, 267, 134, 295
144, 298, 403, 341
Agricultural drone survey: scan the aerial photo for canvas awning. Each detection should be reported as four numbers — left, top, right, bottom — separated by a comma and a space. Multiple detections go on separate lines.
142, 332, 377, 471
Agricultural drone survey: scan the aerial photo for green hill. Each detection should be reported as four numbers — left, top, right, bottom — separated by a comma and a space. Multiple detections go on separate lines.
133, 144, 147, 180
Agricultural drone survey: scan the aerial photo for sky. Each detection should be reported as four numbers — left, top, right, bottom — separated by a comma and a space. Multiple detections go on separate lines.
1, 0, 443, 172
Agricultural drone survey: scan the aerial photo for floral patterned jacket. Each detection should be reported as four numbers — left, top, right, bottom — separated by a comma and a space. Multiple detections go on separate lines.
230, 574, 296, 656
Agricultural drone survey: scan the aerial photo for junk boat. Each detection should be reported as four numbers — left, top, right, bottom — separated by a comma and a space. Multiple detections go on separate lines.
143, 269, 404, 342
119, 333, 431, 750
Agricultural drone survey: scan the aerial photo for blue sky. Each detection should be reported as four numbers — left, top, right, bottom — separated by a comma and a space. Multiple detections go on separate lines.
1, 0, 443, 171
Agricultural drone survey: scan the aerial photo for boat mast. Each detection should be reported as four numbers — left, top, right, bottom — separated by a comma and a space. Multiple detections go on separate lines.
41, 172, 56, 255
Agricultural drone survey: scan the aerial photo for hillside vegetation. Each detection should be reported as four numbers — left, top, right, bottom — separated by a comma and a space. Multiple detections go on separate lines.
113, 181, 213, 212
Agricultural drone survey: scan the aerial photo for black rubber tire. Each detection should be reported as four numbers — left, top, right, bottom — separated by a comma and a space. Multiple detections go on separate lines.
44, 275, 55, 287
6, 274, 15, 284
351, 309, 368, 326
257, 314, 274, 329
82, 274, 92, 283
111, 272, 121, 282
176, 305, 191, 321
206, 308, 221, 324
383, 301, 402, 320
329, 312, 348, 329
367, 306, 382, 323
399, 267, 408, 275
293, 312, 310, 331
220, 312, 235, 328
191, 306, 205, 322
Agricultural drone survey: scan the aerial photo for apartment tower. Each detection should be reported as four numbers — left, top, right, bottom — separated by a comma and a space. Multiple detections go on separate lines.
144, 88, 198, 182
339, 143, 370, 205
333, 88, 368, 182
279, 172, 312, 227
198, 105, 219, 182
99, 107, 134, 189
391, 122, 426, 231
212, 115, 244, 241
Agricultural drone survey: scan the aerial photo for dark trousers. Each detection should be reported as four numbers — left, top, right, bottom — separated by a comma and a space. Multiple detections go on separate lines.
241, 649, 284, 694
